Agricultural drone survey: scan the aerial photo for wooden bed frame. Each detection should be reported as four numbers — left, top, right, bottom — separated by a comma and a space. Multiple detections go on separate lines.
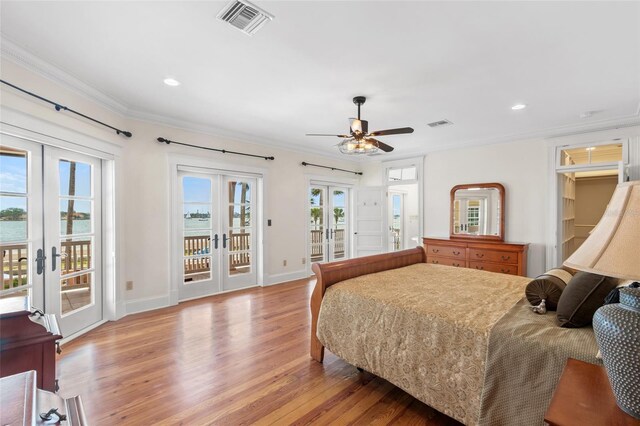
310, 247, 426, 362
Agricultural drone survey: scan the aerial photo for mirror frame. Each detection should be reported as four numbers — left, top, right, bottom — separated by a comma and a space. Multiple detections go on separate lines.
450, 182, 505, 241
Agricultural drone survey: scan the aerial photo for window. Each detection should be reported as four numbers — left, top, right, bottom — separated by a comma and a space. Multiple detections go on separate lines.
388, 166, 417, 182
559, 142, 624, 167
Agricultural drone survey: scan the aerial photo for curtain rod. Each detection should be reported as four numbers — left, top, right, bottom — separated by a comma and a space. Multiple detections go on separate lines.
0, 79, 132, 138
301, 162, 363, 175
157, 137, 275, 160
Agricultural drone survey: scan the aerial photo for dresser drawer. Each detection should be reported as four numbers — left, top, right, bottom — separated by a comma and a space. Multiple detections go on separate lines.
425, 244, 466, 259
427, 256, 466, 268
468, 248, 518, 265
469, 261, 518, 275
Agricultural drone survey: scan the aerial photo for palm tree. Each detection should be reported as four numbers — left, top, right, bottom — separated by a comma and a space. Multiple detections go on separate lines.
333, 207, 344, 224
310, 207, 322, 226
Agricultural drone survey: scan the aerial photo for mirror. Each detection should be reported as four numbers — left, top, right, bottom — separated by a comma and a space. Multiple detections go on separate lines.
450, 183, 505, 241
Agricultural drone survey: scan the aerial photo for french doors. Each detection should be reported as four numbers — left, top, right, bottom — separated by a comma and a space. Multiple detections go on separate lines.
308, 185, 349, 264
178, 170, 257, 300
0, 135, 103, 337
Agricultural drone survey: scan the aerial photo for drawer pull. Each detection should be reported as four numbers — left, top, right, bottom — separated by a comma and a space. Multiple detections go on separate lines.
432, 260, 439, 264
501, 255, 510, 261
476, 253, 484, 258
501, 268, 511, 273
475, 266, 484, 270
432, 249, 439, 253
452, 251, 461, 255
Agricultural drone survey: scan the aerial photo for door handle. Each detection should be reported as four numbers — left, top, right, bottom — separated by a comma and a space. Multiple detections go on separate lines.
35, 248, 46, 275
222, 233, 228, 249
325, 229, 329, 240
330, 229, 335, 239
213, 234, 219, 249
51, 246, 67, 272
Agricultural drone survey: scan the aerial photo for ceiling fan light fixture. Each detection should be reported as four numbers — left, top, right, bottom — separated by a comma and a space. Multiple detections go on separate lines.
351, 119, 363, 133
338, 139, 379, 155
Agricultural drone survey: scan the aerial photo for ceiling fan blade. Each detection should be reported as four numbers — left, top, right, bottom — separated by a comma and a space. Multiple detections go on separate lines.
369, 127, 414, 137
306, 133, 351, 138
367, 138, 394, 152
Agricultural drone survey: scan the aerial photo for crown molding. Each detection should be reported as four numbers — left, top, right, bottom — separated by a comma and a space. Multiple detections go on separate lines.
126, 108, 361, 164
1, 37, 129, 115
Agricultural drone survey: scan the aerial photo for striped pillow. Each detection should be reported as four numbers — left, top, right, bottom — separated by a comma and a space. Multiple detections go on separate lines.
525, 268, 574, 311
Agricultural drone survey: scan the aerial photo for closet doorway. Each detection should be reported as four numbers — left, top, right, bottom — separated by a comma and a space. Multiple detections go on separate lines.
556, 141, 626, 262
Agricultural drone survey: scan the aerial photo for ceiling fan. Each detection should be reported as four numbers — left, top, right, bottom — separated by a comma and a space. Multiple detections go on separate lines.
306, 96, 414, 154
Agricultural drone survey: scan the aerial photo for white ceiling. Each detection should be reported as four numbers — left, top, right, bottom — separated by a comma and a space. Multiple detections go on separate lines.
1, 1, 639, 159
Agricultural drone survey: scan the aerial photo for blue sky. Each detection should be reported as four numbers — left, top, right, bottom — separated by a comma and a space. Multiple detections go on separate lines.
183, 177, 251, 204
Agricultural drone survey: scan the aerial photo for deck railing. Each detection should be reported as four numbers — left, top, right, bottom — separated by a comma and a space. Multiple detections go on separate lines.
184, 232, 251, 277
2, 240, 92, 290
310, 229, 345, 262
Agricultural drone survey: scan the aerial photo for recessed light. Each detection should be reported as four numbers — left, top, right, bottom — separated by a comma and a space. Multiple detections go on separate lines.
511, 104, 527, 110
163, 77, 181, 87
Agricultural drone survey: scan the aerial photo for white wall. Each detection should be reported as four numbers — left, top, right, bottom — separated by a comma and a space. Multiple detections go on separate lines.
0, 58, 363, 314
424, 139, 549, 277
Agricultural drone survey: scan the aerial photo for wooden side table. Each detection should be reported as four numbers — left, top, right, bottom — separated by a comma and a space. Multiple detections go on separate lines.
545, 358, 639, 426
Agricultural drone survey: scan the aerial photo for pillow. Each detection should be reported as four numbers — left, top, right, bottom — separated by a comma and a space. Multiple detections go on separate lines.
525, 268, 573, 311
556, 271, 618, 328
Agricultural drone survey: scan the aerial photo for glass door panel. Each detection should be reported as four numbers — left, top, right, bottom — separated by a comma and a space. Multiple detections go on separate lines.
330, 187, 348, 260
179, 174, 219, 299
309, 186, 326, 263
223, 177, 257, 291
0, 139, 43, 306
44, 147, 102, 336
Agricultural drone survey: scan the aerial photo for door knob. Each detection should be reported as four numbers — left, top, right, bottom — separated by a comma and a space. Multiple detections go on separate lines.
51, 246, 67, 272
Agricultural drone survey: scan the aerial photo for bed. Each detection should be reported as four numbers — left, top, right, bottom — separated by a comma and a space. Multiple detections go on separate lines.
310, 247, 600, 426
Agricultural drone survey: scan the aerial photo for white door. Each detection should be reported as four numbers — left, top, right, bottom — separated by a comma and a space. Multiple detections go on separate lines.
179, 172, 220, 300
388, 191, 404, 251
178, 171, 258, 300
1, 136, 44, 308
353, 187, 385, 257
44, 146, 102, 337
308, 185, 350, 265
0, 136, 104, 337
222, 175, 257, 291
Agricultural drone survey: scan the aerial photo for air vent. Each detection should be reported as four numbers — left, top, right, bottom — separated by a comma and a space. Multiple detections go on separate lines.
217, 0, 274, 36
427, 119, 453, 128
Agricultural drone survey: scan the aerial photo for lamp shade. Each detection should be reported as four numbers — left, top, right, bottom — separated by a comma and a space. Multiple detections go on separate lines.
564, 180, 640, 280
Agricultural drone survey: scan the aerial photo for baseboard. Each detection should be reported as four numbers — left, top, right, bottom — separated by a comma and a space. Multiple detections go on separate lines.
264, 269, 309, 286
125, 294, 171, 315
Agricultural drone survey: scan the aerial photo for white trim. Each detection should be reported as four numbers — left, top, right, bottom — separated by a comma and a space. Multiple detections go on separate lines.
125, 294, 171, 316
264, 269, 308, 286
1, 38, 129, 114
168, 154, 268, 305
1, 106, 123, 159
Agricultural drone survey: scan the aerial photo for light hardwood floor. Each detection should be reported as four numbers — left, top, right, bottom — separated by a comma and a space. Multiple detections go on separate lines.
58, 278, 462, 425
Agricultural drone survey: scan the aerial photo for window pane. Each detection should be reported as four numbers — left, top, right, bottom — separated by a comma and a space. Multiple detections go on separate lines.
0, 196, 27, 242
310, 187, 323, 206
184, 204, 211, 229
229, 253, 250, 275
1, 243, 29, 291
59, 160, 91, 197
228, 229, 251, 252
60, 199, 92, 235
388, 169, 402, 181
310, 207, 323, 228
183, 177, 211, 203
59, 237, 93, 276
561, 143, 623, 166
229, 205, 251, 227
61, 272, 93, 315
332, 190, 345, 208
0, 148, 27, 194
401, 167, 417, 180
184, 257, 211, 283
184, 233, 211, 256
228, 181, 251, 204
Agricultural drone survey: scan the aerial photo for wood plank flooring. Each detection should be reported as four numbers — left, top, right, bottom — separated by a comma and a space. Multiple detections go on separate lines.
57, 278, 462, 425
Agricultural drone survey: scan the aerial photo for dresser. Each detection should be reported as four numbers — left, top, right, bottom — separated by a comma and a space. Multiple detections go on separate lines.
0, 296, 62, 392
423, 237, 529, 277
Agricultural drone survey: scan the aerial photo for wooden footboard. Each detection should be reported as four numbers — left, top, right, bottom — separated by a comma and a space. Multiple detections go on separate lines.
310, 247, 426, 362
